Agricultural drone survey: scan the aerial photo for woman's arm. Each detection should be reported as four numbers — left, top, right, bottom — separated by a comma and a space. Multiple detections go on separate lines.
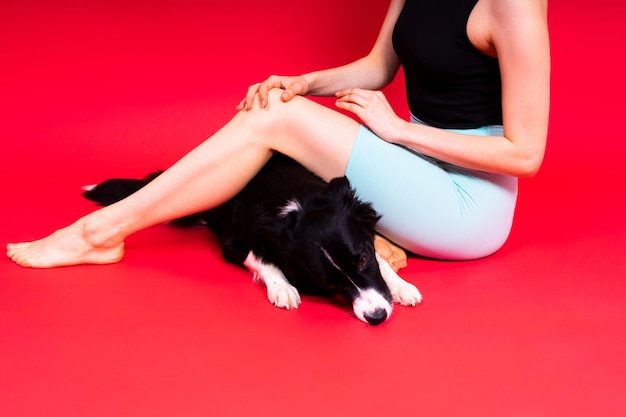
336, 0, 550, 178
303, 0, 404, 95
238, 0, 404, 110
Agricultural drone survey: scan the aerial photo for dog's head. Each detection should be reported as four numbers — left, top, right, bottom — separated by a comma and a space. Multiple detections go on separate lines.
277, 177, 393, 325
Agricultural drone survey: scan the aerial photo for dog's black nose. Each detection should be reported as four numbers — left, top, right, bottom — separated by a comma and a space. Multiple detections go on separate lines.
364, 308, 388, 326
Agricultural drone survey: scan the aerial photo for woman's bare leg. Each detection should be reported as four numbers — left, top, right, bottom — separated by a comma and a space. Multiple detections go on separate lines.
7, 91, 361, 268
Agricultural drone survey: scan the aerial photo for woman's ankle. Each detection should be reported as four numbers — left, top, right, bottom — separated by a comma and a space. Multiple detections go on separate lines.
79, 212, 127, 249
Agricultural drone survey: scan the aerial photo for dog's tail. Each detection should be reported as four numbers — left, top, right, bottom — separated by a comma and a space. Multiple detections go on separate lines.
82, 171, 163, 206
82, 171, 203, 227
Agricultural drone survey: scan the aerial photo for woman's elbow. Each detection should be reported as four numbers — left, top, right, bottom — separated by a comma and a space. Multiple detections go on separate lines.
365, 53, 400, 88
506, 132, 547, 178
515, 152, 545, 178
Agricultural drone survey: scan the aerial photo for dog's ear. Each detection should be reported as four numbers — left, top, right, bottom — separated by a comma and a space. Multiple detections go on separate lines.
300, 176, 381, 229
302, 177, 349, 212
326, 176, 352, 194
303, 177, 355, 215
326, 177, 381, 229
350, 198, 381, 230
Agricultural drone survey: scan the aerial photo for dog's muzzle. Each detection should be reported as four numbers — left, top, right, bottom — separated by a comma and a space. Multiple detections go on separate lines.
353, 289, 393, 326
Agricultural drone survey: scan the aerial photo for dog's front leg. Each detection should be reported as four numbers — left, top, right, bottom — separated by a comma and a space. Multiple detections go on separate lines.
375, 253, 422, 306
243, 252, 302, 310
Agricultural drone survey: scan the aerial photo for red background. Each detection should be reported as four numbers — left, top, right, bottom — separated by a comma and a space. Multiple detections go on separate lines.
1, 1, 625, 416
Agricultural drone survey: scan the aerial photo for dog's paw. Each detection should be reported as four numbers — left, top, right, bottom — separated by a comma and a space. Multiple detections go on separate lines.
244, 252, 302, 310
375, 252, 422, 307
266, 281, 301, 310
389, 281, 422, 307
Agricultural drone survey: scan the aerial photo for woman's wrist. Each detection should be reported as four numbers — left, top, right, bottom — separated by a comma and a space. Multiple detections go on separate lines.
300, 72, 318, 96
390, 117, 415, 147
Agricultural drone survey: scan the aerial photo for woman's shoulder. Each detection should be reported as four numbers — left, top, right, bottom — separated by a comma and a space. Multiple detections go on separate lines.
486, 0, 548, 25
479, 0, 549, 56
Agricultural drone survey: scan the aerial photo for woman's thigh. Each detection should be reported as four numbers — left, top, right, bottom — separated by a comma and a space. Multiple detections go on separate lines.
248, 90, 361, 181
345, 126, 518, 260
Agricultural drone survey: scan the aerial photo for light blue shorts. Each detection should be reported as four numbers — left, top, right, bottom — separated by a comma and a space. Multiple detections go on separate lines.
345, 119, 518, 260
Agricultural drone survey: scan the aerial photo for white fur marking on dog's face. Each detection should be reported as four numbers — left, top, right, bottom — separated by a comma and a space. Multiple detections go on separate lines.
353, 289, 393, 324
321, 246, 392, 324
320, 246, 345, 276
278, 198, 302, 218
320, 246, 362, 293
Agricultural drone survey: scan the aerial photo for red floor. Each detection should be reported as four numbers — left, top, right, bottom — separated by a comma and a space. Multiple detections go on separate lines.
1, 1, 625, 416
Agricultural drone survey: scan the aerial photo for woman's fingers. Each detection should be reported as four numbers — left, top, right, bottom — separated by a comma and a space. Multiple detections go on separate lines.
334, 88, 402, 142
238, 75, 311, 111
336, 88, 369, 107
335, 88, 372, 113
236, 83, 262, 111
280, 79, 306, 102
256, 77, 279, 107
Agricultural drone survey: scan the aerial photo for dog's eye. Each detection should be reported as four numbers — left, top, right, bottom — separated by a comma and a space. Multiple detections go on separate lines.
357, 255, 367, 272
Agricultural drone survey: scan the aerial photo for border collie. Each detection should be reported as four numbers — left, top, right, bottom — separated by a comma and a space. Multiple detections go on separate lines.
82, 153, 421, 325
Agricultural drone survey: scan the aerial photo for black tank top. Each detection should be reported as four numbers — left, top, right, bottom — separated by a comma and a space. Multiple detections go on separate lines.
392, 0, 502, 129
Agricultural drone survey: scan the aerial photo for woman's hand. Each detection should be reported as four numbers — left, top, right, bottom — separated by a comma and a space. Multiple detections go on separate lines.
237, 75, 310, 111
335, 88, 404, 143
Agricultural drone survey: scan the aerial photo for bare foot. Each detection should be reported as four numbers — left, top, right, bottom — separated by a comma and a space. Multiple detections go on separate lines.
374, 235, 408, 272
6, 219, 124, 268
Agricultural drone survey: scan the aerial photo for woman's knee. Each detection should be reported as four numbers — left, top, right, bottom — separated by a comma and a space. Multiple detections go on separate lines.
244, 89, 303, 123
240, 90, 315, 144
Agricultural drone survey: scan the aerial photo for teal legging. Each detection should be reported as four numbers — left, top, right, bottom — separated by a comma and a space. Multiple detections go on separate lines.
345, 119, 517, 260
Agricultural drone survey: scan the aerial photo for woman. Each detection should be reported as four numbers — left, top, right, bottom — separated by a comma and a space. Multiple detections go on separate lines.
6, 0, 550, 270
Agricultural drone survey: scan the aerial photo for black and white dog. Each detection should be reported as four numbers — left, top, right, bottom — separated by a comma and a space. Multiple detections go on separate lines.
83, 153, 421, 325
